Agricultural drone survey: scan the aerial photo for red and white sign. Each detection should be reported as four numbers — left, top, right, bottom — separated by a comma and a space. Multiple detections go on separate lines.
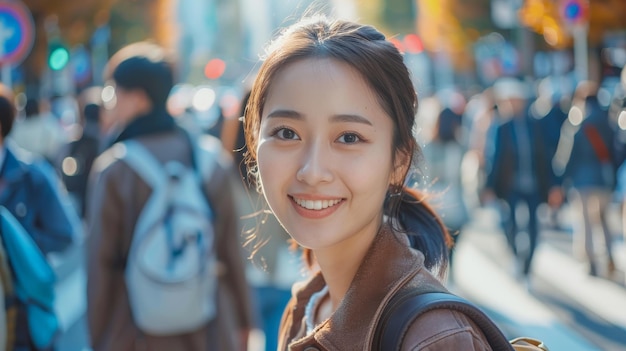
0, 1, 35, 66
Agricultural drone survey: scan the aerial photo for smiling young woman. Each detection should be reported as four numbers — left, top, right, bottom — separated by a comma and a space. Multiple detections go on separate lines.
243, 15, 498, 351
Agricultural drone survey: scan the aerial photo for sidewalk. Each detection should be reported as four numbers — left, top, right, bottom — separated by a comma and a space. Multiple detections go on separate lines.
451, 207, 614, 351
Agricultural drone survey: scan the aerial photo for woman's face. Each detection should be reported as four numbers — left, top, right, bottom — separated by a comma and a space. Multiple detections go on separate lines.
256, 58, 397, 251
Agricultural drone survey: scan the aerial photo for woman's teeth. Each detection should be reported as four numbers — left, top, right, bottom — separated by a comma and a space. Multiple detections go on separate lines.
294, 198, 342, 210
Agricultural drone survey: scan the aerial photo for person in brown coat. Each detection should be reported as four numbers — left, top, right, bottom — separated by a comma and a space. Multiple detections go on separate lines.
241, 16, 501, 350
86, 42, 254, 351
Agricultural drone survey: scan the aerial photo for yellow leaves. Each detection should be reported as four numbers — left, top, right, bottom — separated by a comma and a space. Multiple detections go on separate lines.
417, 0, 467, 52
518, 0, 571, 48
417, 0, 483, 71
420, 0, 447, 17
519, 0, 626, 48
519, 0, 549, 31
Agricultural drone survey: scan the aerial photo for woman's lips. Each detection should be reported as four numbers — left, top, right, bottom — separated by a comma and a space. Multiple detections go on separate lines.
289, 196, 344, 219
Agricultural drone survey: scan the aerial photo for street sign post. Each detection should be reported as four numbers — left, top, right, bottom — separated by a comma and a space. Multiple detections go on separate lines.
0, 1, 35, 87
560, 0, 590, 82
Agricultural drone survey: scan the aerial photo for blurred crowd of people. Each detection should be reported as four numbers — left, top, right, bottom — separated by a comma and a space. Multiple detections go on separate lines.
0, 34, 625, 350
415, 70, 626, 287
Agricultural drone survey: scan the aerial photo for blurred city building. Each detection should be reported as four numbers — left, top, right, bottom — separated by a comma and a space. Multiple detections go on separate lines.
1, 0, 622, 100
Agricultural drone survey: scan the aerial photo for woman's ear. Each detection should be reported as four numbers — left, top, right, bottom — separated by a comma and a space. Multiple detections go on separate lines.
389, 150, 410, 186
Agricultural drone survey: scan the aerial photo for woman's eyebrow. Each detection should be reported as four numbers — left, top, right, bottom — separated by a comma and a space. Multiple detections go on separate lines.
265, 110, 372, 126
330, 113, 372, 126
265, 109, 302, 120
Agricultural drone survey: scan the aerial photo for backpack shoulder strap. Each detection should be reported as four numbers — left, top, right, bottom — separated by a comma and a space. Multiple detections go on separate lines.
190, 133, 221, 183
582, 124, 611, 163
375, 291, 514, 351
115, 140, 165, 188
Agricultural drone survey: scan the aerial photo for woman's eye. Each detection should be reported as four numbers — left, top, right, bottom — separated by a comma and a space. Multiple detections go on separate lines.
337, 133, 361, 144
275, 127, 299, 140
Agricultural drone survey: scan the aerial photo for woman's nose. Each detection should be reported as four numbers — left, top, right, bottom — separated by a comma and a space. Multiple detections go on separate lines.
296, 142, 333, 185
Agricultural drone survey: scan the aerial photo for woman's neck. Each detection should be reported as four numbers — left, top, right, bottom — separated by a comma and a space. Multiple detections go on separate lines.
316, 251, 359, 312
313, 220, 382, 314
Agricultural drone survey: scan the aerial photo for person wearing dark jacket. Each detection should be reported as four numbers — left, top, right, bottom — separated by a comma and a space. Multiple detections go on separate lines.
484, 77, 559, 283
0, 83, 80, 350
57, 87, 103, 218
553, 81, 618, 277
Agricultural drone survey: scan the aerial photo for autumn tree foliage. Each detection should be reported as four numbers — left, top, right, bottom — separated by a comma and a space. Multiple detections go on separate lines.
519, 0, 626, 48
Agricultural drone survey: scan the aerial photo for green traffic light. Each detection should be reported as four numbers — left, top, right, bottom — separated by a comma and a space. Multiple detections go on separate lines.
49, 47, 69, 71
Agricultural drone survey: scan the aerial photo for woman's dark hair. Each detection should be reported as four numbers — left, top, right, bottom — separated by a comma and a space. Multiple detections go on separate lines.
243, 16, 452, 278
0, 84, 15, 138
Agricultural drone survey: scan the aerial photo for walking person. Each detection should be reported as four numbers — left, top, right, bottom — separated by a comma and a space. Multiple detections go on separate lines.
553, 81, 618, 277
421, 102, 469, 279
483, 77, 559, 285
56, 87, 104, 218
0, 84, 80, 350
86, 42, 254, 351
529, 78, 569, 230
241, 15, 532, 350
8, 97, 69, 165
611, 66, 626, 256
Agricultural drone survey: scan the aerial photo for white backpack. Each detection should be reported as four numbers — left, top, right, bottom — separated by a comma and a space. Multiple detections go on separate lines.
116, 135, 220, 335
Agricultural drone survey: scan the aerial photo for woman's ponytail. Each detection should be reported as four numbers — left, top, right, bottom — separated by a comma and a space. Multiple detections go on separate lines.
385, 187, 453, 279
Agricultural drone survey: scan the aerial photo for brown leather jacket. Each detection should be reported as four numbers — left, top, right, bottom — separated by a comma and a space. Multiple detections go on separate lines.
277, 226, 492, 350
86, 130, 254, 351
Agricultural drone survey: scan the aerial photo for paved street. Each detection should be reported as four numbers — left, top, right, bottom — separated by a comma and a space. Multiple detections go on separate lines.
453, 205, 626, 351
50, 205, 626, 351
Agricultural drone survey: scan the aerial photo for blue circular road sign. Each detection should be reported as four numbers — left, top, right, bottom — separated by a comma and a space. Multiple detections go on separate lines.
560, 0, 588, 26
0, 1, 34, 66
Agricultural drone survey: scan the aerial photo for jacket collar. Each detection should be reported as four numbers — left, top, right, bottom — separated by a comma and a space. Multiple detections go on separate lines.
111, 108, 177, 145
1, 147, 29, 182
0, 147, 30, 203
285, 225, 446, 350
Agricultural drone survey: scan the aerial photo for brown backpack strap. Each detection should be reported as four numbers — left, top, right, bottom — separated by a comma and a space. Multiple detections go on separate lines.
373, 291, 515, 351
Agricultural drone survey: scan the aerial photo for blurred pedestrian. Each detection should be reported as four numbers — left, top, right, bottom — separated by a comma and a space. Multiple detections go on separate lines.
611, 66, 626, 245
463, 87, 499, 209
241, 15, 514, 350
0, 83, 80, 350
618, 160, 626, 248
8, 97, 69, 165
529, 77, 570, 230
421, 101, 469, 278
553, 81, 618, 277
483, 77, 559, 284
56, 87, 103, 218
86, 41, 254, 351
0, 236, 11, 351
